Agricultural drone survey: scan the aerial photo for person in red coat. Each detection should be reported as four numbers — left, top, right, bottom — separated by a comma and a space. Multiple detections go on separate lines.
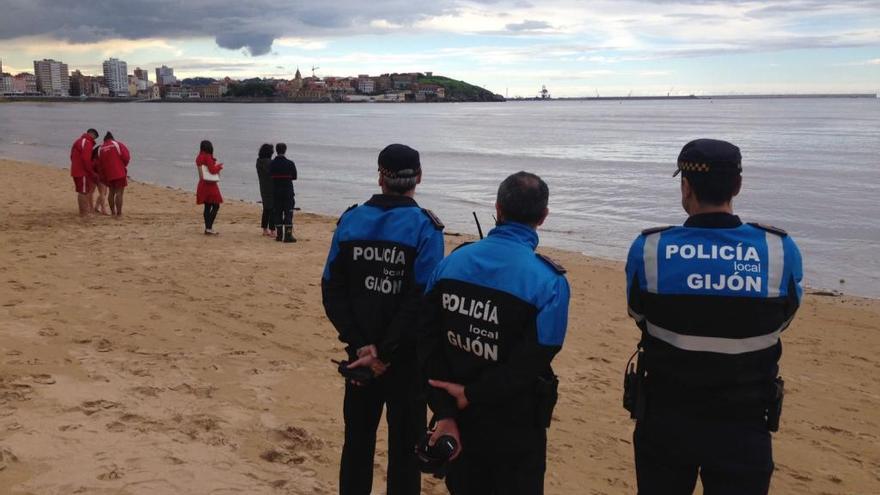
196, 140, 224, 235
70, 128, 98, 216
96, 131, 131, 216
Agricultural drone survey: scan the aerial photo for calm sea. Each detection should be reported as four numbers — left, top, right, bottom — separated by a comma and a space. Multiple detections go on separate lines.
1, 99, 878, 297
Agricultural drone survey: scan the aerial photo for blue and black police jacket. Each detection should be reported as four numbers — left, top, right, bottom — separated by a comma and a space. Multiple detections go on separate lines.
420, 221, 570, 429
626, 212, 803, 414
322, 194, 444, 362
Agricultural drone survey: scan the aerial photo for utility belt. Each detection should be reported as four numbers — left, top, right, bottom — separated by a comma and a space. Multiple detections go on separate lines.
622, 348, 785, 432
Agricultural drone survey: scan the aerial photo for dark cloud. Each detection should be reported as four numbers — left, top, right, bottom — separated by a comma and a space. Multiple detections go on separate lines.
0, 0, 464, 56
505, 20, 553, 32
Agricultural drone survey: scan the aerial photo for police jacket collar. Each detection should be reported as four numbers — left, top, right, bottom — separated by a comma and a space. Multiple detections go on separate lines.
365, 194, 418, 209
684, 212, 742, 229
487, 221, 539, 250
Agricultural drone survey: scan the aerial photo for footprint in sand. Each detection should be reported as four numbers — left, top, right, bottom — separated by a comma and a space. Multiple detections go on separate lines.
31, 374, 56, 385
79, 399, 121, 416
95, 339, 113, 352
97, 465, 123, 480
38, 328, 58, 337
0, 447, 19, 471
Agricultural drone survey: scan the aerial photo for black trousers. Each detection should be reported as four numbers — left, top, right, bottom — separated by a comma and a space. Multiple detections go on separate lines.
340, 357, 424, 495
445, 424, 547, 495
274, 189, 294, 228
261, 204, 275, 230
634, 410, 773, 495
203, 203, 219, 230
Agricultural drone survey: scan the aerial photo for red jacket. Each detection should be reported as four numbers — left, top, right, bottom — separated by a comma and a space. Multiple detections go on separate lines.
70, 133, 96, 178
196, 151, 223, 177
97, 139, 131, 182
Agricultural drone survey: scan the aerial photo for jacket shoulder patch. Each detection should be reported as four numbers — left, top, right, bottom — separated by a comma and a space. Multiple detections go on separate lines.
641, 225, 674, 236
748, 222, 788, 237
337, 203, 358, 225
536, 253, 566, 274
422, 208, 444, 230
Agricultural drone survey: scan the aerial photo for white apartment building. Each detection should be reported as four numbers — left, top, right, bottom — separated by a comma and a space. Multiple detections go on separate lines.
103, 58, 129, 97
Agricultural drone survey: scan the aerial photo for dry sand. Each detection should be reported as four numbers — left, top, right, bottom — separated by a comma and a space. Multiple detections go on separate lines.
0, 158, 878, 495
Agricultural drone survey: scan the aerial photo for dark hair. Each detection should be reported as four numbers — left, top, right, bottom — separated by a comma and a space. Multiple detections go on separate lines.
258, 143, 274, 159
684, 171, 741, 206
496, 171, 549, 225
200, 140, 213, 154
275, 142, 287, 155
87, 128, 98, 138
104, 131, 114, 141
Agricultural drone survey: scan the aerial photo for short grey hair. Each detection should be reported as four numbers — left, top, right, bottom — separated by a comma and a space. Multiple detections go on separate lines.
384, 174, 418, 193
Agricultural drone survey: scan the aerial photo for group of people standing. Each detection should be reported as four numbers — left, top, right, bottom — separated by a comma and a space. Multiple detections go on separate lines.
69, 129, 131, 216
321, 140, 803, 495
192, 140, 298, 239
66, 129, 805, 495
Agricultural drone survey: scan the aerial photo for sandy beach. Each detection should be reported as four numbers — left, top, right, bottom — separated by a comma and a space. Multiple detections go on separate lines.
1, 158, 878, 495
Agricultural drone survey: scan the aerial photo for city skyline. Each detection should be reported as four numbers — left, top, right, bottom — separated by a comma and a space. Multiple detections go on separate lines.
1, 0, 879, 97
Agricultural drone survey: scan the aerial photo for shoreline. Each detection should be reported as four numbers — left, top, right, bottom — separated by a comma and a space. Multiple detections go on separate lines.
1, 158, 879, 494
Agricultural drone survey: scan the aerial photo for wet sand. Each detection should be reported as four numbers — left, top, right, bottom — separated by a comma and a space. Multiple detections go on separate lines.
1, 158, 878, 494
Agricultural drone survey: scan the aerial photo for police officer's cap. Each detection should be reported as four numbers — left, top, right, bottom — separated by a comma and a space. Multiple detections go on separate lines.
378, 144, 421, 179
674, 139, 742, 177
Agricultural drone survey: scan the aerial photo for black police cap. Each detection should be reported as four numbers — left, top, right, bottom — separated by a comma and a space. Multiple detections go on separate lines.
378, 143, 421, 179
674, 138, 742, 177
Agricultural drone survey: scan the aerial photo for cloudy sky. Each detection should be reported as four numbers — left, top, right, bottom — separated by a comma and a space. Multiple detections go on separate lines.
1, 0, 878, 97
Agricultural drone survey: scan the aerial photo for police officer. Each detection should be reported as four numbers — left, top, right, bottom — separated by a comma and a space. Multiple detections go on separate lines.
270, 142, 297, 243
322, 143, 445, 495
624, 139, 803, 495
420, 171, 570, 495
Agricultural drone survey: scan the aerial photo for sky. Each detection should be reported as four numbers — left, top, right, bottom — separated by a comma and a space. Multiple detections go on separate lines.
0, 0, 878, 97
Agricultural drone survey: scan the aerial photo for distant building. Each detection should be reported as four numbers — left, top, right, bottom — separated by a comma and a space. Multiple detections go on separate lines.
357, 75, 375, 94
133, 67, 150, 91
102, 58, 128, 96
1, 74, 13, 95
374, 75, 393, 93
69, 70, 93, 96
33, 59, 69, 96
196, 83, 227, 99
13, 73, 38, 95
155, 65, 177, 86
416, 84, 446, 101
150, 85, 161, 100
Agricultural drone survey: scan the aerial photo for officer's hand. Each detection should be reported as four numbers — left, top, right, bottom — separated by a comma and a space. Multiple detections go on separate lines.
356, 345, 378, 359
428, 380, 469, 410
430, 418, 461, 460
370, 359, 389, 377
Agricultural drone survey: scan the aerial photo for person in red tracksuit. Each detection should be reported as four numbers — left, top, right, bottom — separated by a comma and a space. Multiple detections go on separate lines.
70, 128, 99, 216
195, 140, 224, 235
97, 131, 131, 217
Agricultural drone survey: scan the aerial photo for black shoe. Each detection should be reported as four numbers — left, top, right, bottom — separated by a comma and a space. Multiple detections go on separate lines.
283, 225, 296, 243
275, 228, 283, 242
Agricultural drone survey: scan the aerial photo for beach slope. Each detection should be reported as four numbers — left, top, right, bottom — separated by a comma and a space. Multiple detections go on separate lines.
0, 159, 878, 494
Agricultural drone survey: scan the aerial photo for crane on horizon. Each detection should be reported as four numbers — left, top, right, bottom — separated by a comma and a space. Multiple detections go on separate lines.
311, 65, 320, 78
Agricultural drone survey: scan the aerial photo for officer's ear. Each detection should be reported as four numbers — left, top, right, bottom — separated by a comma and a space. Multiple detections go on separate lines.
416, 172, 422, 185
732, 175, 742, 198
378, 173, 385, 188
536, 207, 549, 227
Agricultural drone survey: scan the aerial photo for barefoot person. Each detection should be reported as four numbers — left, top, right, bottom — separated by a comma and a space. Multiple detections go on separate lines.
70, 128, 99, 215
255, 143, 275, 237
196, 140, 224, 235
91, 144, 110, 215
97, 132, 131, 217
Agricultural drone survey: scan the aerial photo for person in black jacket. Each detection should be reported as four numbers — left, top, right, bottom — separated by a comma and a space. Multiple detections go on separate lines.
322, 144, 445, 495
624, 139, 803, 495
420, 172, 570, 495
269, 142, 297, 243
255, 143, 275, 237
